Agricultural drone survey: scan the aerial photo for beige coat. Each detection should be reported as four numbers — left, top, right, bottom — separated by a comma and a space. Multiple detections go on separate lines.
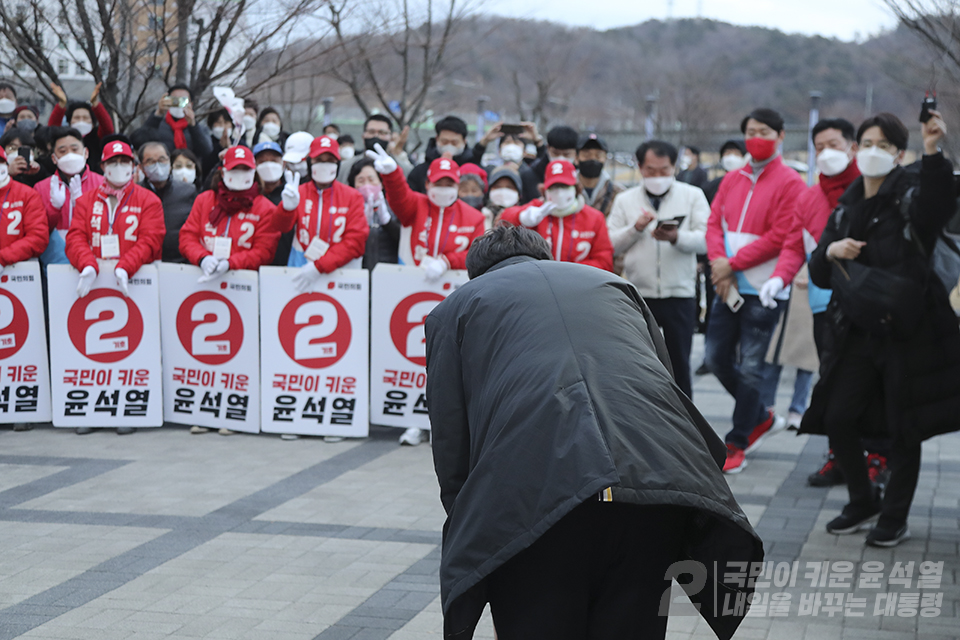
766, 264, 819, 372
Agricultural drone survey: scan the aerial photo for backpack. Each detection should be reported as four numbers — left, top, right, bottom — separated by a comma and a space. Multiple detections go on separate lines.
900, 186, 960, 314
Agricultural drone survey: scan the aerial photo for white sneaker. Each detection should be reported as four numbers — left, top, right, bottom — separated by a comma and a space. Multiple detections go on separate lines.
323, 436, 344, 443
189, 425, 209, 434
280, 434, 299, 440
399, 427, 423, 446
787, 411, 803, 431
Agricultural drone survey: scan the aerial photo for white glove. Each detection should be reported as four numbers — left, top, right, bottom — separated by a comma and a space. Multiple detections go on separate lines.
518, 202, 556, 227
292, 261, 322, 293
49, 175, 66, 209
759, 276, 785, 309
68, 174, 83, 200
115, 268, 130, 297
200, 255, 218, 276
281, 170, 301, 211
197, 256, 230, 283
376, 203, 391, 226
422, 256, 448, 282
364, 143, 398, 174
76, 265, 96, 298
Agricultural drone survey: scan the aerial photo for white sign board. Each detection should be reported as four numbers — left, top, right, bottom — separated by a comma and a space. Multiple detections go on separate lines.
159, 264, 260, 433
369, 264, 467, 430
0, 261, 51, 422
48, 261, 163, 428
259, 266, 369, 437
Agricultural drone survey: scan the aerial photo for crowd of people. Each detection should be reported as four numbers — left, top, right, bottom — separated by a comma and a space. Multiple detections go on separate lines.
1, 78, 958, 548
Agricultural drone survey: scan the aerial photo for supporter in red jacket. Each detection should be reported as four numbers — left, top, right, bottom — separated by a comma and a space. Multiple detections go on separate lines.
179, 146, 279, 282
0, 148, 48, 267
274, 135, 369, 292
66, 140, 165, 297
499, 159, 614, 271
368, 145, 484, 279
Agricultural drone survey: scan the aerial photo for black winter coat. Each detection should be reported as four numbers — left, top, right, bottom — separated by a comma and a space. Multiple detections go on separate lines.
407, 138, 476, 193
425, 256, 763, 640
801, 153, 960, 444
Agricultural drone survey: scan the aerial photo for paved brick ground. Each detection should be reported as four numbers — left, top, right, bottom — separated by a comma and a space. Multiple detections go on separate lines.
0, 336, 957, 639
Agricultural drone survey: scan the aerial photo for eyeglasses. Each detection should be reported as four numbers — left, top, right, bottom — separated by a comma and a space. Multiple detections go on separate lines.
364, 128, 391, 137
861, 139, 897, 152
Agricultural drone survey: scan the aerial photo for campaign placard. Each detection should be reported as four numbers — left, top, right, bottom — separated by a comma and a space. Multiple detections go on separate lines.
159, 264, 260, 433
0, 261, 51, 423
369, 264, 468, 430
48, 261, 163, 428
259, 266, 369, 437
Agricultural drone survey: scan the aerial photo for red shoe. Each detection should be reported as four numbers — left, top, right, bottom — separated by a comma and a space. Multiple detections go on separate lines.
867, 453, 890, 491
723, 444, 747, 474
746, 410, 787, 454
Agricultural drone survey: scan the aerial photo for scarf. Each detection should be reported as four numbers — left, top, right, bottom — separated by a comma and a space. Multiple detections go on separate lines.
165, 111, 189, 150
210, 183, 258, 226
100, 179, 130, 200
819, 160, 861, 210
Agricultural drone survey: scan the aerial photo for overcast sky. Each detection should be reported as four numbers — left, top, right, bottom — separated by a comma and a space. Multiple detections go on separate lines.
484, 0, 898, 41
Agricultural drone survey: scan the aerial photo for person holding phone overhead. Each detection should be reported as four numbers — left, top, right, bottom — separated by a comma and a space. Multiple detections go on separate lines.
131, 85, 213, 159
704, 108, 807, 474
607, 140, 710, 398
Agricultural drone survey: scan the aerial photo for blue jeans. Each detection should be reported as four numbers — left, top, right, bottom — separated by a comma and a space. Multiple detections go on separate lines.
704, 295, 784, 449
760, 365, 814, 414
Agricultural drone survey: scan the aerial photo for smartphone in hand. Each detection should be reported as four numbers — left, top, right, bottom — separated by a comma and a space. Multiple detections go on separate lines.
920, 92, 937, 123
725, 287, 745, 313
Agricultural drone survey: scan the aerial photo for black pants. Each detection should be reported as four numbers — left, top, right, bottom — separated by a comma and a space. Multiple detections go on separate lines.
646, 298, 696, 398
488, 501, 691, 640
823, 329, 920, 526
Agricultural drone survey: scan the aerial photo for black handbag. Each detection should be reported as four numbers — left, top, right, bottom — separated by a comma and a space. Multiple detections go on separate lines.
830, 259, 925, 336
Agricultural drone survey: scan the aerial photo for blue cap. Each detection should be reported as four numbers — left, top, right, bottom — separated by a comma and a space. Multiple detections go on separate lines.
253, 141, 282, 156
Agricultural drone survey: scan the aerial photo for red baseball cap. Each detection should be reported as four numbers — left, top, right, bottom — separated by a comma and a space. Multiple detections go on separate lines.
427, 157, 460, 184
543, 159, 578, 188
459, 163, 488, 190
101, 140, 135, 163
223, 145, 256, 171
309, 135, 341, 161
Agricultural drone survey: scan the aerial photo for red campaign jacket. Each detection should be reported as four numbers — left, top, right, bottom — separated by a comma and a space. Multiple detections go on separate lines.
273, 180, 369, 273
65, 182, 166, 275
381, 167, 484, 269
500, 199, 614, 271
0, 179, 49, 265
179, 190, 280, 270
47, 102, 115, 136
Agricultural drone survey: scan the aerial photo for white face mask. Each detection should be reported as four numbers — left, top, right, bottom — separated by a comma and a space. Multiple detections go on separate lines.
311, 162, 338, 185
721, 154, 746, 172
0, 98, 16, 114
678, 156, 693, 171
500, 144, 524, 164
489, 187, 519, 208
644, 176, 674, 196
211, 126, 225, 140
856, 146, 897, 179
287, 160, 307, 176
223, 169, 255, 191
0, 163, 8, 184
144, 161, 170, 183
172, 167, 196, 184
438, 143, 465, 157
56, 152, 87, 176
261, 122, 281, 138
325, 132, 339, 141
104, 162, 134, 187
73, 121, 94, 137
340, 147, 355, 161
242, 115, 257, 131
546, 185, 577, 209
168, 106, 185, 119
427, 185, 459, 208
257, 161, 283, 183
816, 148, 852, 177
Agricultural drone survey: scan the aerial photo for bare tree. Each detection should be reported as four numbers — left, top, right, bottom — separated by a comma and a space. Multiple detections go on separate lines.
0, 0, 335, 130
323, 0, 479, 132
881, 0, 960, 72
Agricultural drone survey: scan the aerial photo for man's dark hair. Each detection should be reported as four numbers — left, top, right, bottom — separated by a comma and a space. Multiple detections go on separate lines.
856, 113, 909, 150
206, 108, 231, 128
339, 133, 355, 145
0, 82, 17, 97
684, 145, 701, 157
167, 83, 192, 99
435, 115, 468, 139
365, 114, 393, 132
719, 139, 746, 156
244, 98, 259, 114
466, 223, 552, 279
324, 123, 341, 135
49, 126, 85, 148
346, 157, 377, 187
138, 141, 169, 162
740, 107, 785, 134
546, 125, 578, 150
812, 118, 855, 143
635, 140, 678, 166
0, 128, 33, 149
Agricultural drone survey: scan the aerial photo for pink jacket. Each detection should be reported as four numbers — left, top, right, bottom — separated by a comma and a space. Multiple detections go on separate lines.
35, 169, 105, 232
705, 155, 806, 292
